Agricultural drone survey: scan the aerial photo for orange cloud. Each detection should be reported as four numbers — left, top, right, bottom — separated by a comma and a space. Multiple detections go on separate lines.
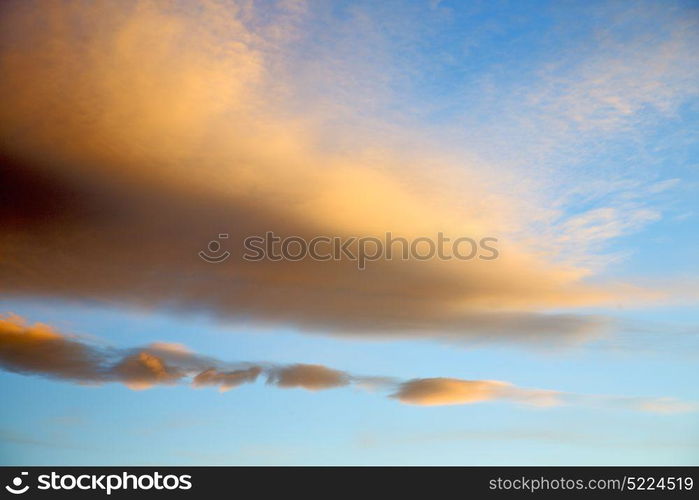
0, 0, 666, 347
392, 378, 512, 406
0, 314, 105, 382
393, 378, 565, 407
111, 352, 183, 390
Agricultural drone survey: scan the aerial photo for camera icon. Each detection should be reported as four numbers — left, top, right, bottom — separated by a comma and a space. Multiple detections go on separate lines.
199, 233, 231, 263
5, 472, 29, 495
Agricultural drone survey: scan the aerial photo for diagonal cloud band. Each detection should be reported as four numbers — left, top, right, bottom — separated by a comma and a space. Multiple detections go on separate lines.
2, 0, 688, 347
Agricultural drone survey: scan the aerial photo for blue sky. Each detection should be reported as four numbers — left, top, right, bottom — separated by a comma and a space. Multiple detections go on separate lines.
0, 0, 697, 465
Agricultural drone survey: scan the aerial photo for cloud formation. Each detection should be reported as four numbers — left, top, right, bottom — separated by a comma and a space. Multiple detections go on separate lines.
192, 367, 263, 392
0, 313, 106, 382
112, 352, 183, 390
392, 378, 563, 407
392, 379, 513, 406
0, 314, 693, 414
0, 0, 687, 347
267, 364, 350, 390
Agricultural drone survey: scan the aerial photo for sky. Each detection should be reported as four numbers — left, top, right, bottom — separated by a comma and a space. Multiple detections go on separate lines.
0, 0, 698, 465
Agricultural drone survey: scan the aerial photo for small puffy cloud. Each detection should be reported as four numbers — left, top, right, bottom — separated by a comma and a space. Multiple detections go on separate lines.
267, 364, 350, 390
111, 352, 183, 390
192, 367, 262, 392
392, 378, 511, 406
393, 378, 565, 407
